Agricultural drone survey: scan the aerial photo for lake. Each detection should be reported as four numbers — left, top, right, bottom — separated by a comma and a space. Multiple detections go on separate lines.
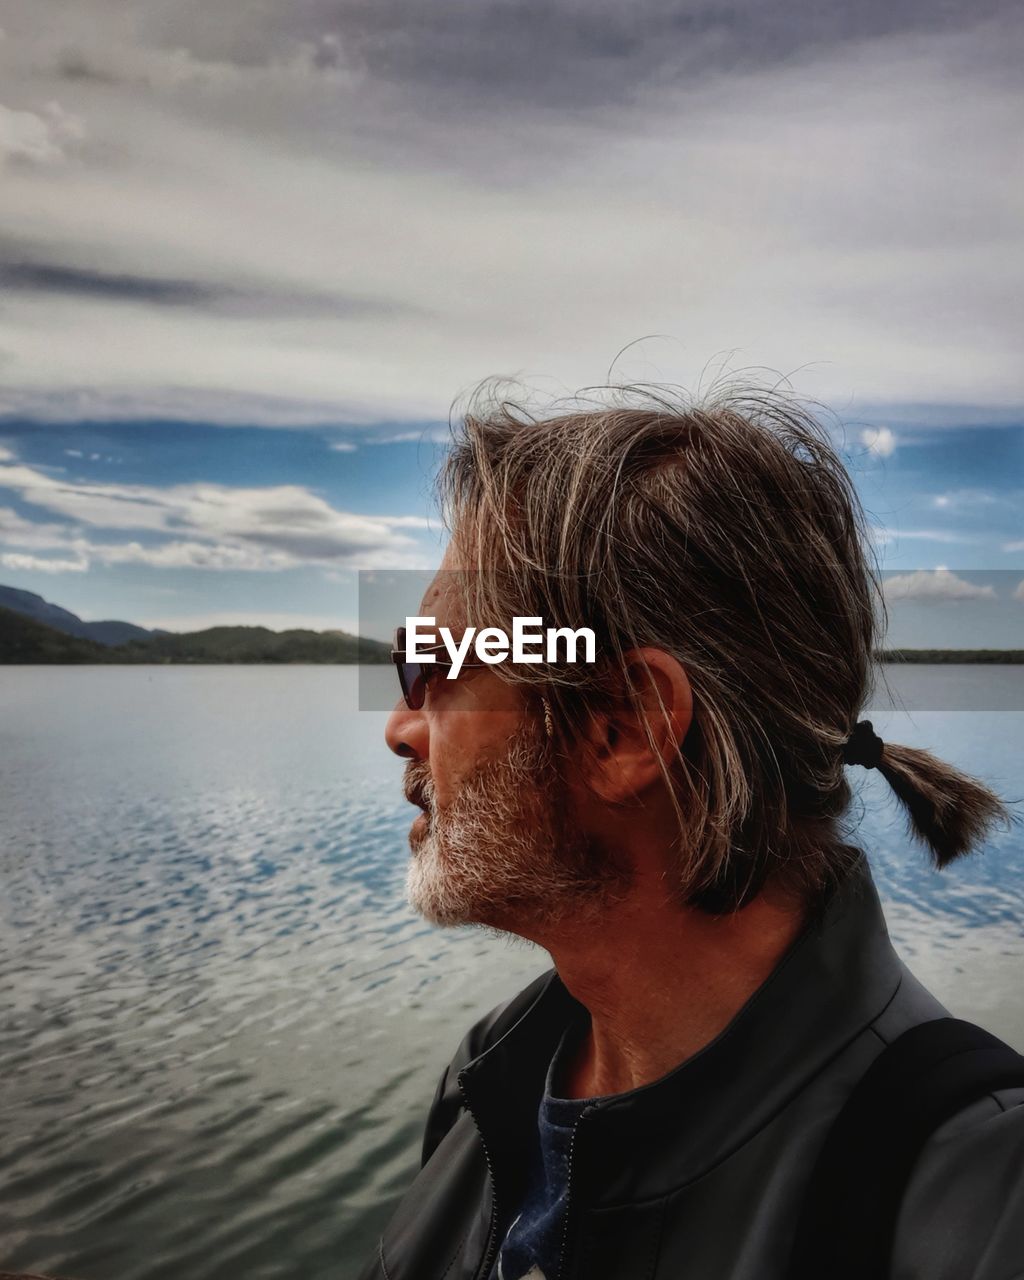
0, 666, 1021, 1279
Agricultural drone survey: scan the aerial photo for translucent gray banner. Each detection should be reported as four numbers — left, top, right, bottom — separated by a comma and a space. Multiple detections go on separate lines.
357, 569, 1024, 712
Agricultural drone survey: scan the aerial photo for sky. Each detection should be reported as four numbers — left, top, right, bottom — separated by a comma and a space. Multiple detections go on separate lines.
0, 0, 1021, 644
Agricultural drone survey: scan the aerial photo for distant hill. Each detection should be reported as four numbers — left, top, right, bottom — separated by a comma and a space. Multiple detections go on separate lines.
89, 619, 164, 646
0, 584, 1019, 666
877, 648, 1024, 664
0, 608, 389, 664
0, 584, 390, 664
116, 624, 387, 664
0, 605, 114, 663
0, 584, 158, 646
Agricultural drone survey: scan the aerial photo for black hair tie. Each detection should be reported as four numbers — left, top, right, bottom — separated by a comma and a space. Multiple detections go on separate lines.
842, 719, 885, 770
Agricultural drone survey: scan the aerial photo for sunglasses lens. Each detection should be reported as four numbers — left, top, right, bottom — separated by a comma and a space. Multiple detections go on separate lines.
393, 628, 445, 711
401, 662, 427, 710
407, 670, 424, 711
394, 627, 419, 710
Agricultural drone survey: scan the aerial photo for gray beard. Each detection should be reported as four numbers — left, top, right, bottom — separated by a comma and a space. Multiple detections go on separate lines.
403, 722, 634, 933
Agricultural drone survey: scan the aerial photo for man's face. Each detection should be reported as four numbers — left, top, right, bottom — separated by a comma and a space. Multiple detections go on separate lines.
383, 549, 633, 936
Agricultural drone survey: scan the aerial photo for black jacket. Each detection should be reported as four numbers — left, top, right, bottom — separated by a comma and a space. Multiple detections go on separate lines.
358, 859, 1024, 1280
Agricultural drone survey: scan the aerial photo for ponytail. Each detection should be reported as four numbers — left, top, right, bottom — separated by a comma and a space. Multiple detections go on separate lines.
872, 740, 1020, 869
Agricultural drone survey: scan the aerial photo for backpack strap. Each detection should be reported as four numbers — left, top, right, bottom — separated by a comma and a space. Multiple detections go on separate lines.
789, 1017, 1024, 1280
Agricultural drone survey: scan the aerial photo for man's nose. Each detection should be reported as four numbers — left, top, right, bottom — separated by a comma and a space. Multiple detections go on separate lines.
385, 698, 428, 760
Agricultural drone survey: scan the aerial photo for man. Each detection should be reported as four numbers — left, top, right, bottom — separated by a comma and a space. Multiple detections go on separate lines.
359, 386, 1024, 1280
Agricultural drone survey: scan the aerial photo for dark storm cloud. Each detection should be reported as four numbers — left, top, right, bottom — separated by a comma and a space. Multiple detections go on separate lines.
23, 0, 1020, 190
0, 254, 423, 321
129, 0, 1022, 111
334, 0, 1010, 100
54, 52, 123, 86
1, 0, 1020, 422
1, 262, 221, 307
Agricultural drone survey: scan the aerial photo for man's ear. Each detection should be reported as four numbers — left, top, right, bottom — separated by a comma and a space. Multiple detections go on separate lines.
578, 647, 693, 804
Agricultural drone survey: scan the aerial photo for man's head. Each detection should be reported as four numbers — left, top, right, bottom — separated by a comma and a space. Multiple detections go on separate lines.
386, 542, 644, 936
386, 381, 885, 936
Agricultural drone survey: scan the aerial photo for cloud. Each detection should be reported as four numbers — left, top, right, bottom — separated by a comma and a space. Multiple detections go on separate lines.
0, 241, 425, 320
1, 260, 221, 306
871, 527, 976, 546
0, 386, 400, 428
367, 428, 452, 444
0, 460, 432, 569
328, 441, 357, 452
0, 6, 1019, 424
931, 488, 1000, 509
859, 426, 897, 458
32, 0, 1019, 115
0, 100, 84, 167
0, 550, 88, 573
373, 515, 431, 528
88, 539, 293, 571
883, 568, 997, 601
0, 505, 87, 549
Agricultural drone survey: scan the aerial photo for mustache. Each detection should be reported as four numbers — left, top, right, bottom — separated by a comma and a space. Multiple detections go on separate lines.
401, 721, 552, 814
403, 761, 435, 811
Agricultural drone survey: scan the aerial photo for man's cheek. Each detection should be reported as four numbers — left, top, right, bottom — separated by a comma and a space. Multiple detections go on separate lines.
428, 758, 461, 811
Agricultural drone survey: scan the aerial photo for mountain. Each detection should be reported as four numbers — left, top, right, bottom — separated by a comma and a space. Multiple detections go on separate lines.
88, 620, 164, 646
0, 584, 157, 646
0, 587, 391, 664
115, 624, 386, 664
5, 584, 1018, 668
877, 648, 1024, 664
0, 605, 113, 663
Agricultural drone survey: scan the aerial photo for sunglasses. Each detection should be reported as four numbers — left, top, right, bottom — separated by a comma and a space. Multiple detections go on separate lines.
390, 625, 490, 710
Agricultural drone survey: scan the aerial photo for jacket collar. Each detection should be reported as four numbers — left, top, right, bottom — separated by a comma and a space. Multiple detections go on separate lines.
459, 855, 904, 1206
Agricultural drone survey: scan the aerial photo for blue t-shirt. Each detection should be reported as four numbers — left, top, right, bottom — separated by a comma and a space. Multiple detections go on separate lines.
488, 1020, 594, 1280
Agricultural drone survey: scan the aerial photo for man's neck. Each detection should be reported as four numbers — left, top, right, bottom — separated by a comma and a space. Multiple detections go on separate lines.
543, 872, 808, 1100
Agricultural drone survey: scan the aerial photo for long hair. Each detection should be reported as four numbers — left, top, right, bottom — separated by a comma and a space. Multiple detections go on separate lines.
438, 377, 1018, 912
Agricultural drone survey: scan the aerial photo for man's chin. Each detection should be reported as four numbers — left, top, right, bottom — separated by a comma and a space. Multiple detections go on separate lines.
404, 832, 497, 929
405, 852, 471, 928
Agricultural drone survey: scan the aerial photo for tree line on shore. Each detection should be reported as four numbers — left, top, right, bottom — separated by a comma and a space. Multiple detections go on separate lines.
0, 605, 390, 664
0, 605, 1020, 665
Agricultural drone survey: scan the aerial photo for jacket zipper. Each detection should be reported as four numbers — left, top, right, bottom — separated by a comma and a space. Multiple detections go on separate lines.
458, 1069, 502, 1280
554, 1104, 596, 1280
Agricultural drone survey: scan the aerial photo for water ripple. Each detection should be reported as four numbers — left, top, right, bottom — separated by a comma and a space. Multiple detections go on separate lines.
0, 669, 1020, 1278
